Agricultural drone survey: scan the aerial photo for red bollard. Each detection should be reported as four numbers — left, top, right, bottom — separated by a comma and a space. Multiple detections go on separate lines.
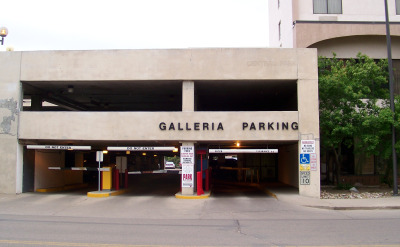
112, 168, 116, 189
125, 169, 128, 189
100, 170, 103, 191
197, 171, 203, 195
205, 169, 209, 192
115, 169, 120, 191
209, 167, 212, 189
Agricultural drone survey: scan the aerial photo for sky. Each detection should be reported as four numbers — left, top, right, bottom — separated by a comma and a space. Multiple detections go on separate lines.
0, 0, 269, 51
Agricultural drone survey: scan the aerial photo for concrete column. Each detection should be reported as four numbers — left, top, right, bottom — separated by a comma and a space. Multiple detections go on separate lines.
297, 78, 320, 198
181, 81, 196, 195
182, 81, 195, 112
297, 49, 320, 198
180, 142, 195, 195
0, 52, 22, 194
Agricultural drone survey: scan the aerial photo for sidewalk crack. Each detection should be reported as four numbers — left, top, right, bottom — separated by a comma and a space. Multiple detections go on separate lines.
235, 219, 244, 235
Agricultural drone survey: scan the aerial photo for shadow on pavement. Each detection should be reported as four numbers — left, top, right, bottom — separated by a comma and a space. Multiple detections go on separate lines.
211, 180, 272, 197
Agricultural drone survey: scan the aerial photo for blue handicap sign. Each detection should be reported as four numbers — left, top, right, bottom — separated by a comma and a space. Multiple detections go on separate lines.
300, 154, 310, 164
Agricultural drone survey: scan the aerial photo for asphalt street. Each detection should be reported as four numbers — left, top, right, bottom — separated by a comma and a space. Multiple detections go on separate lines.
0, 174, 400, 246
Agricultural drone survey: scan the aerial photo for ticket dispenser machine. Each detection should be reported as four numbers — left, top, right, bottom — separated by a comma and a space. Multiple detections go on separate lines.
102, 166, 112, 190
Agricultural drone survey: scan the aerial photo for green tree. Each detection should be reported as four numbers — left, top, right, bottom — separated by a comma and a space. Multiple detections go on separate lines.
165, 156, 180, 167
318, 53, 393, 184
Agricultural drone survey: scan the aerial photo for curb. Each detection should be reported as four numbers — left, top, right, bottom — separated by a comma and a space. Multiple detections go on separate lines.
87, 189, 129, 198
175, 191, 211, 199
306, 205, 400, 210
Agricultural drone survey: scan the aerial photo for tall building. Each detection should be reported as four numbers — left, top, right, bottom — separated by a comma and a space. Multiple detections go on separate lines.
269, 0, 400, 181
269, 0, 400, 59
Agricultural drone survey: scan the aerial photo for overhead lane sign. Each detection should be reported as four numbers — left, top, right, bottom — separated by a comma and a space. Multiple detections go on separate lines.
107, 146, 176, 151
209, 149, 278, 154
27, 145, 91, 150
49, 167, 110, 171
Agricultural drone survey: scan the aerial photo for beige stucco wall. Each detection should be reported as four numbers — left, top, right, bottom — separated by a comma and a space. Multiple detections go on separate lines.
294, 23, 400, 50
312, 35, 400, 59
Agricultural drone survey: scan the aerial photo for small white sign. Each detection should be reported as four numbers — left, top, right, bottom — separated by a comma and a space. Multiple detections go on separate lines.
96, 151, 103, 162
310, 153, 317, 171
182, 164, 194, 188
181, 146, 194, 188
300, 140, 315, 154
300, 171, 310, 185
180, 146, 194, 164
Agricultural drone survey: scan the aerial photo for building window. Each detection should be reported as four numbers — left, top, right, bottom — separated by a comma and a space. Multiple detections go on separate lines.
397, 0, 400, 15
313, 0, 342, 14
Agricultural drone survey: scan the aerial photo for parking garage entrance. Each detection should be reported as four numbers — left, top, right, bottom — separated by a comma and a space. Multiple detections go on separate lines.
23, 142, 287, 197
208, 148, 279, 184
23, 144, 182, 195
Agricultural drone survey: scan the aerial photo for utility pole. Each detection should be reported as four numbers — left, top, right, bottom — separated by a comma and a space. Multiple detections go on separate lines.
384, 0, 398, 195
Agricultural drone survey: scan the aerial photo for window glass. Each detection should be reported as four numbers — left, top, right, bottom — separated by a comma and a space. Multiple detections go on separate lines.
313, 0, 327, 14
313, 0, 342, 14
328, 0, 342, 14
397, 0, 400, 15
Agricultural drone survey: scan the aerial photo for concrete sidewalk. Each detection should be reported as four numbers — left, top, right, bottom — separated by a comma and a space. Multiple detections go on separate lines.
267, 186, 400, 210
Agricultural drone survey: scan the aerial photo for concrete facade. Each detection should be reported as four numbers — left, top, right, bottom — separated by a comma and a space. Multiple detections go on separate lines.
0, 48, 320, 197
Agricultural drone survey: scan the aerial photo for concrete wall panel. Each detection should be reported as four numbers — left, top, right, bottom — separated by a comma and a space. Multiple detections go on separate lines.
19, 111, 299, 141
20, 49, 300, 81
0, 52, 21, 194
